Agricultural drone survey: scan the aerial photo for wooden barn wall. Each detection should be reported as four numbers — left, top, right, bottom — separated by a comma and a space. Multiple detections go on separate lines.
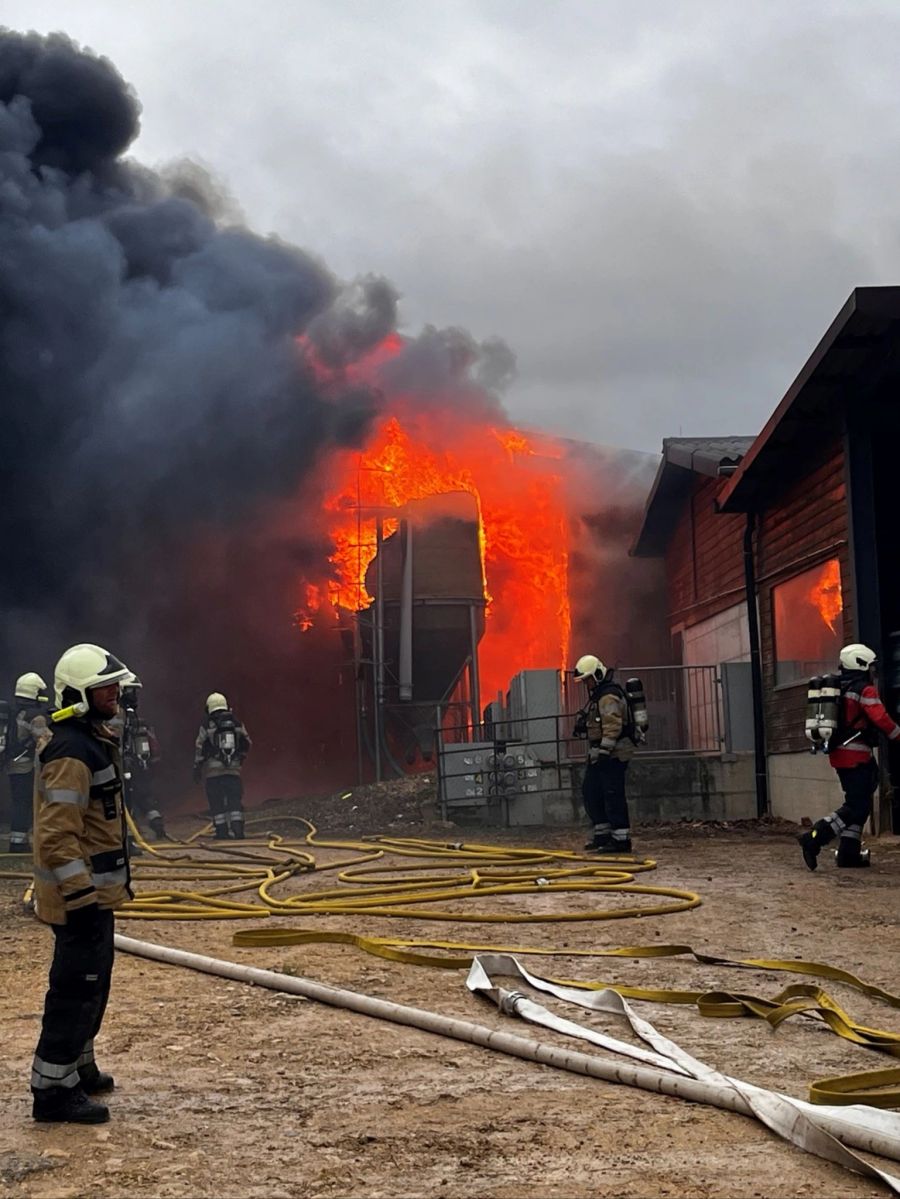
665, 476, 746, 633
757, 435, 853, 755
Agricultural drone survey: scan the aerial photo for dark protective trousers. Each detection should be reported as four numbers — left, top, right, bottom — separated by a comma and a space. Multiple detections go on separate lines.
813, 760, 878, 864
814, 757, 882, 863
124, 771, 163, 830
32, 909, 115, 1092
205, 775, 245, 836
582, 758, 631, 841
9, 770, 33, 842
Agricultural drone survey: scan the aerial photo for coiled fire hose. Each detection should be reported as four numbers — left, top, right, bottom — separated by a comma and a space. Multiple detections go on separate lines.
7, 815, 900, 1113
118, 812, 705, 923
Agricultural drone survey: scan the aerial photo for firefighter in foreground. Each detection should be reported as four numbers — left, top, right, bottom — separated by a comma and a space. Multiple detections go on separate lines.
799, 642, 900, 870
30, 643, 133, 1124
573, 654, 645, 854
5, 672, 50, 853
117, 676, 167, 843
193, 693, 251, 839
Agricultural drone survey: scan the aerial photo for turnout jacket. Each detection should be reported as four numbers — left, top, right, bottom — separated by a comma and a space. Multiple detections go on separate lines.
585, 682, 634, 763
32, 717, 132, 926
7, 700, 49, 776
829, 673, 900, 769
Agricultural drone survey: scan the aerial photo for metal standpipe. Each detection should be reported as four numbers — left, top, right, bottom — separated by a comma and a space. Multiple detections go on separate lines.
398, 517, 414, 703
374, 515, 385, 783
468, 603, 482, 734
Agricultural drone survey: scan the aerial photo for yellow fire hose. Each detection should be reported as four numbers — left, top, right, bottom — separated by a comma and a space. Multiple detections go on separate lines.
105, 813, 703, 923
5, 814, 900, 1105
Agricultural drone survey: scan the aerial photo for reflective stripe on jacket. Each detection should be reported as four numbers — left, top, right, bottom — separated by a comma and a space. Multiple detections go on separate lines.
32, 718, 132, 925
829, 682, 900, 769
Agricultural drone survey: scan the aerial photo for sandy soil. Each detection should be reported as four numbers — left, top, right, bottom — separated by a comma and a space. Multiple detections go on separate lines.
3, 811, 900, 1199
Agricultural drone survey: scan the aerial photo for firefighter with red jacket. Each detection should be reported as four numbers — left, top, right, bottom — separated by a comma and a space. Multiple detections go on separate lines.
798, 643, 900, 870
30, 643, 133, 1124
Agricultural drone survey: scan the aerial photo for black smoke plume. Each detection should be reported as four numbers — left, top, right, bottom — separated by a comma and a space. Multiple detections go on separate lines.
0, 30, 662, 812
0, 30, 515, 803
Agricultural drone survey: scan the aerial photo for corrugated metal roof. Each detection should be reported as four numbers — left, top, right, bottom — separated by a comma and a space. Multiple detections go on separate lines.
631, 437, 754, 557
662, 437, 755, 478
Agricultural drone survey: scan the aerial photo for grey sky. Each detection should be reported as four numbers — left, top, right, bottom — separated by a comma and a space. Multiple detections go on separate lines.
4, 0, 900, 451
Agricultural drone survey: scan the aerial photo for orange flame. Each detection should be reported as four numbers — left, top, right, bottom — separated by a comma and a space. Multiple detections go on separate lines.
808, 558, 843, 633
301, 413, 571, 700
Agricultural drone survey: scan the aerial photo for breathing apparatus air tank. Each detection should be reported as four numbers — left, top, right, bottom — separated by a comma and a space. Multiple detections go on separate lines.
817, 673, 841, 751
133, 726, 152, 767
625, 678, 649, 744
805, 676, 824, 749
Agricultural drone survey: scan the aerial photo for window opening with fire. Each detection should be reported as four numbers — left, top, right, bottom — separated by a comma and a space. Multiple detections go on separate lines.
773, 558, 843, 686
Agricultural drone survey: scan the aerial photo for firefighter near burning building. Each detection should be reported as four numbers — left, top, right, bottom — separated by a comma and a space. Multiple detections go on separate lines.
799, 643, 900, 870
30, 644, 134, 1125
193, 694, 251, 839
116, 676, 167, 843
3, 672, 50, 853
572, 655, 648, 854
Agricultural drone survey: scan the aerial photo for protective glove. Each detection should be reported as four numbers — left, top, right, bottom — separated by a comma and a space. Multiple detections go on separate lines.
588, 746, 610, 764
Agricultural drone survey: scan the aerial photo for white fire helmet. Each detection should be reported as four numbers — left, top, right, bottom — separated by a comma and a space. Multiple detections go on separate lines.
573, 654, 607, 684
839, 643, 877, 672
206, 692, 228, 714
15, 672, 47, 701
54, 644, 132, 710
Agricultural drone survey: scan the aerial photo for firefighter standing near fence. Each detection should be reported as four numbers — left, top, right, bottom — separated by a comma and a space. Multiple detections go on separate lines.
30, 643, 133, 1124
799, 643, 900, 870
5, 672, 50, 853
193, 693, 251, 839
572, 654, 640, 854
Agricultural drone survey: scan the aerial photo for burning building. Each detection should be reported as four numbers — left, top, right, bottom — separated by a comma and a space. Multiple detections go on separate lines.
0, 30, 666, 817
296, 386, 666, 785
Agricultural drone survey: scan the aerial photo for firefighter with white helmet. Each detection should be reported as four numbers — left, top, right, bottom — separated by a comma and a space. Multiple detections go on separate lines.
572, 653, 636, 853
193, 692, 251, 839
5, 671, 50, 852
799, 643, 900, 870
30, 643, 133, 1125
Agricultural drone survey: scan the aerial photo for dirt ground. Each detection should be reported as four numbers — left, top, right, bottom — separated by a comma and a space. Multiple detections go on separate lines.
3, 800, 900, 1199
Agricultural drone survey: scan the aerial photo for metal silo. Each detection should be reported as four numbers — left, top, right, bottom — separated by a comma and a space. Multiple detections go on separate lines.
358, 491, 486, 772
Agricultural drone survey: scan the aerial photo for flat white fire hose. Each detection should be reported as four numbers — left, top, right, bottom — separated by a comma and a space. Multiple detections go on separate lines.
467, 954, 900, 1194
115, 934, 900, 1192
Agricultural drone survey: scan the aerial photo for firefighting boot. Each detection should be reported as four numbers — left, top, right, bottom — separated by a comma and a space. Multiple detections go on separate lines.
596, 838, 633, 855
8, 838, 31, 854
149, 815, 167, 841
835, 834, 871, 868
584, 836, 613, 851
79, 1063, 115, 1094
229, 817, 245, 840
584, 824, 612, 851
214, 824, 230, 840
32, 1086, 110, 1124
797, 819, 833, 871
